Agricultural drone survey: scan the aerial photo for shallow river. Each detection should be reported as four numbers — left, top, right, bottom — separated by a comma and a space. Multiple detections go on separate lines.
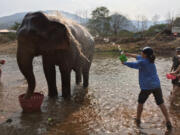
0, 53, 180, 135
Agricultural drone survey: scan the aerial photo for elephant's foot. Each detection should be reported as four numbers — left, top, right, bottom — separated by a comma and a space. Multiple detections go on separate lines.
62, 89, 71, 99
76, 81, 82, 86
62, 94, 71, 99
82, 71, 89, 88
48, 91, 58, 98
83, 82, 88, 88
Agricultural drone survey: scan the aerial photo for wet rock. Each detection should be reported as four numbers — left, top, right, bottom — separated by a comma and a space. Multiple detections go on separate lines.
37, 127, 47, 134
48, 117, 52, 122
6, 118, 12, 123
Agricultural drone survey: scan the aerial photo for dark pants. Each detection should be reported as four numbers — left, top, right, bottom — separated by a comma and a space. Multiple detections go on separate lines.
138, 88, 164, 105
172, 78, 180, 87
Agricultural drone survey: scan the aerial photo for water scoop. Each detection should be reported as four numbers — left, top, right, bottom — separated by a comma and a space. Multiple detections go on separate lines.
0, 60, 5, 65
118, 45, 127, 62
0, 60, 6, 66
166, 73, 176, 80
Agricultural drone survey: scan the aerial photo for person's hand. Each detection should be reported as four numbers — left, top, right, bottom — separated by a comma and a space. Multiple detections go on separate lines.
176, 74, 180, 78
124, 52, 129, 56
170, 72, 176, 75
121, 61, 125, 65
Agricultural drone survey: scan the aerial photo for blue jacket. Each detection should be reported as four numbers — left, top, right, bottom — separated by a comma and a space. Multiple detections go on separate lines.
124, 55, 160, 90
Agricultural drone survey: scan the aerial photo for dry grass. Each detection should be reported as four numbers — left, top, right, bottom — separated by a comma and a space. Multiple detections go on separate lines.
0, 41, 17, 54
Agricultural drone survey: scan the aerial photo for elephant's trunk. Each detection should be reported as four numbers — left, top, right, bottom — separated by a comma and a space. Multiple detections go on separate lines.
17, 43, 36, 98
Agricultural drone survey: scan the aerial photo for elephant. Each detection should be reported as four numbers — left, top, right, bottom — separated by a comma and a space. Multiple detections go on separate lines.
17, 11, 94, 98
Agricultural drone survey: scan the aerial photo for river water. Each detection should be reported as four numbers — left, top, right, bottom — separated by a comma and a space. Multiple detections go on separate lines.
0, 53, 179, 135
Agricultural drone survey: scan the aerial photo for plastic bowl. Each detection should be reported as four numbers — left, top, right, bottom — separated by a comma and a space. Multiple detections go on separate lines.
0, 60, 5, 64
166, 74, 176, 80
19, 92, 44, 113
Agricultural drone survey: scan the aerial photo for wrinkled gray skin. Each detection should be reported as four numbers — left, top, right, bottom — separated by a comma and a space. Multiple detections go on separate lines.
17, 12, 94, 98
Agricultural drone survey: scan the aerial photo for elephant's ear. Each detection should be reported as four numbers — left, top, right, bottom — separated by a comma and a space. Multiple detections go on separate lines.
47, 21, 70, 50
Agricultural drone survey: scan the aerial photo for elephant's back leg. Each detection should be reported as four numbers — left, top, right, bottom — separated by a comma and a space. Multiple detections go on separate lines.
82, 61, 92, 88
74, 68, 82, 85
59, 67, 72, 98
73, 61, 82, 85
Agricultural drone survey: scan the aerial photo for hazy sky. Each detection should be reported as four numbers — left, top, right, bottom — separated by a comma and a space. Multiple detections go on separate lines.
0, 0, 180, 20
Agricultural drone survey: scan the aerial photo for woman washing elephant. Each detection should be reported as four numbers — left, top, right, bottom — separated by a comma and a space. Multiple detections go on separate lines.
121, 47, 172, 131
17, 12, 94, 99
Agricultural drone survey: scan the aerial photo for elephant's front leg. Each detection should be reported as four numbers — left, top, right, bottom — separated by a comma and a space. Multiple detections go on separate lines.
60, 68, 71, 98
17, 48, 35, 98
43, 56, 58, 97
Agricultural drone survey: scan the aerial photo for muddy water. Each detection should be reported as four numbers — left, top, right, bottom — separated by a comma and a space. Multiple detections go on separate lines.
0, 53, 180, 135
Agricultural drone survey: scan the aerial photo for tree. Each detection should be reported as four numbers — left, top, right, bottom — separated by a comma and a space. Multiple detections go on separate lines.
146, 24, 167, 36
87, 6, 111, 36
166, 11, 174, 25
110, 13, 130, 35
141, 15, 148, 32
75, 9, 89, 24
135, 15, 148, 32
165, 11, 175, 33
10, 22, 20, 30
91, 7, 109, 20
135, 15, 141, 32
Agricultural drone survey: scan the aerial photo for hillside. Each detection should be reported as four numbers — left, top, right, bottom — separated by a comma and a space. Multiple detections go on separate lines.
0, 10, 167, 31
0, 10, 87, 29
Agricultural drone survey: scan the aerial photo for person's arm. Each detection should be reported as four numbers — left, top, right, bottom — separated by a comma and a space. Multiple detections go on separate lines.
171, 65, 180, 74
123, 61, 141, 69
170, 56, 175, 72
170, 65, 174, 72
124, 53, 137, 58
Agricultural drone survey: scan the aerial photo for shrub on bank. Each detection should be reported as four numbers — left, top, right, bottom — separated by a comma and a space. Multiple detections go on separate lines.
0, 33, 17, 43
144, 24, 168, 36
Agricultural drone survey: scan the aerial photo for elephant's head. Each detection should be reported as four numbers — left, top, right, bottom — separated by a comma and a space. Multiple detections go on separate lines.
17, 12, 70, 54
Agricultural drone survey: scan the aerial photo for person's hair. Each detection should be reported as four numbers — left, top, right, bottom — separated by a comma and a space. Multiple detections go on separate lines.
142, 47, 155, 63
146, 54, 156, 63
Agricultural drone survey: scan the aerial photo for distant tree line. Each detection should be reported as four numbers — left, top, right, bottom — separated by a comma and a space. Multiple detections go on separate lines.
86, 6, 173, 38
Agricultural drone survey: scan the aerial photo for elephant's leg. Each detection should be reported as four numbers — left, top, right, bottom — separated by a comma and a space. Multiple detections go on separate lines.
17, 49, 35, 98
75, 69, 82, 85
42, 56, 58, 97
82, 64, 91, 88
60, 68, 71, 98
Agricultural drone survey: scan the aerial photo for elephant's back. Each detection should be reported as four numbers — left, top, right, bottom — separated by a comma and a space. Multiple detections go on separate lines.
67, 22, 94, 58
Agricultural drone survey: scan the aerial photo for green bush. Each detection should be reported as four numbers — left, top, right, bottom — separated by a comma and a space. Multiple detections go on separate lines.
145, 24, 168, 36
117, 30, 134, 37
